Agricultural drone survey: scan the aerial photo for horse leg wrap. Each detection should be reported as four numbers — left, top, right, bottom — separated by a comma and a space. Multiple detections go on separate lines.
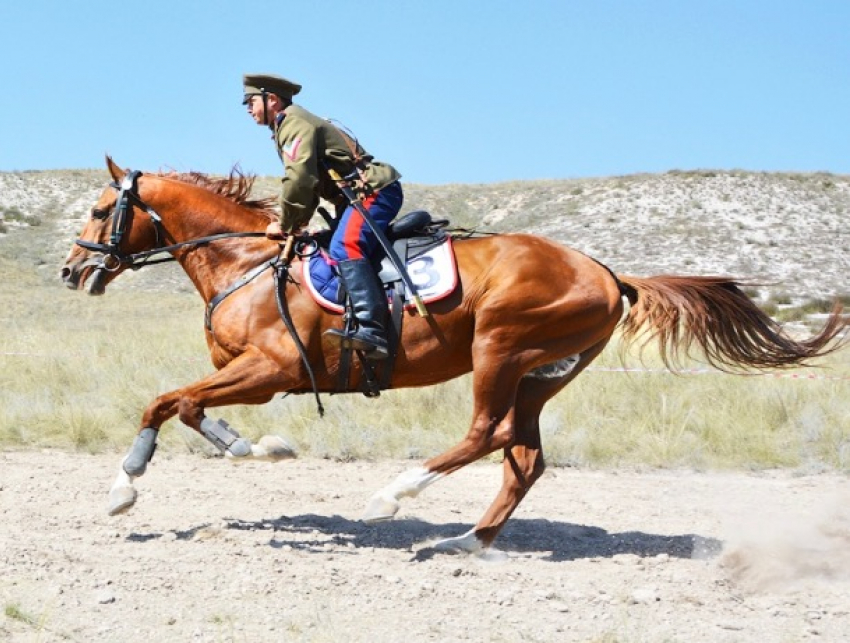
200, 417, 251, 457
123, 427, 158, 477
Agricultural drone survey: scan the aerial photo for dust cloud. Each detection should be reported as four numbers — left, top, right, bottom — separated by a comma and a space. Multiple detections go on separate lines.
720, 491, 850, 592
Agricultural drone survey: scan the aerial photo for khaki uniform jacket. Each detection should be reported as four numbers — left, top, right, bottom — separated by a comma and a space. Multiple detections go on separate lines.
273, 104, 401, 232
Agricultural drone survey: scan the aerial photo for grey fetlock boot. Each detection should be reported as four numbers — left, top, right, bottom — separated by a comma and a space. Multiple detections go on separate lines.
324, 259, 389, 360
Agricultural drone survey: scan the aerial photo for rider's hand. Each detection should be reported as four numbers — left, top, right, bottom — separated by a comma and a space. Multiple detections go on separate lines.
265, 221, 285, 240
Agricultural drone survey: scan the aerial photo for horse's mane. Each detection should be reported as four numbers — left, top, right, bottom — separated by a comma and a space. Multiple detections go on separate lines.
160, 167, 278, 219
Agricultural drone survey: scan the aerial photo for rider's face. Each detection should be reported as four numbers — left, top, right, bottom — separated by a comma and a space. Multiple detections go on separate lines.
245, 95, 267, 125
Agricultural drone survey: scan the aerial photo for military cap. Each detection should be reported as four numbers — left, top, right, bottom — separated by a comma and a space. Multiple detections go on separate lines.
242, 73, 302, 103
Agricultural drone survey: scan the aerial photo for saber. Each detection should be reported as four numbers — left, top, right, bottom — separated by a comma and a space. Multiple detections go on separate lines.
326, 168, 429, 317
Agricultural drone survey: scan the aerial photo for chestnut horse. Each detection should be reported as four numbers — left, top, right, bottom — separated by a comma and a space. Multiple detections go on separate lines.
61, 158, 848, 554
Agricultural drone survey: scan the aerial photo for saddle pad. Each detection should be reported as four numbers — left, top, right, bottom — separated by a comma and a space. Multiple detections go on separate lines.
302, 238, 458, 314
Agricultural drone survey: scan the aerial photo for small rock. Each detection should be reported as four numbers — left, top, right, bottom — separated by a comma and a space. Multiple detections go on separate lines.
629, 587, 660, 604
718, 622, 744, 631
497, 590, 516, 606
96, 590, 116, 605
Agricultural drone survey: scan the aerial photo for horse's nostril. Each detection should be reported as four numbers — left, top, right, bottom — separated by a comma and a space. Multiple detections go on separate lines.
60, 266, 78, 288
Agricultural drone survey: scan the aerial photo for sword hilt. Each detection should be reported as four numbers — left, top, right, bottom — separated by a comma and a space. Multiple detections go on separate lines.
280, 234, 295, 263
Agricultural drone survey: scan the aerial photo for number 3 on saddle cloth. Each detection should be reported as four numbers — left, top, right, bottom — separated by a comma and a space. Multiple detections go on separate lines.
301, 211, 458, 315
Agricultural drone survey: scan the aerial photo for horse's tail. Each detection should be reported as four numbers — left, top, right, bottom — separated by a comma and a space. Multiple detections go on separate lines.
616, 275, 850, 371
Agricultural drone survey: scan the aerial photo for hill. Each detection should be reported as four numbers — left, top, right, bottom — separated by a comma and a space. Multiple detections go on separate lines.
2, 168, 849, 303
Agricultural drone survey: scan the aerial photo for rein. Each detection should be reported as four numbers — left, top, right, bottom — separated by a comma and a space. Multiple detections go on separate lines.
76, 231, 267, 269
274, 260, 325, 417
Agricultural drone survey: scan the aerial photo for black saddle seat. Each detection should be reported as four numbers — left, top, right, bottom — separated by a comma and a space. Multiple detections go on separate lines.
305, 209, 447, 253
388, 210, 434, 240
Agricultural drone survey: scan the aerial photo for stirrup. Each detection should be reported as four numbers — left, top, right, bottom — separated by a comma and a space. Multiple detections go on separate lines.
359, 343, 389, 361
324, 328, 388, 360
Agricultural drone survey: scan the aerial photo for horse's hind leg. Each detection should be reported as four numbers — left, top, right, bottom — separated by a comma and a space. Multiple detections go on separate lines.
361, 335, 581, 523
434, 343, 609, 553
430, 376, 560, 553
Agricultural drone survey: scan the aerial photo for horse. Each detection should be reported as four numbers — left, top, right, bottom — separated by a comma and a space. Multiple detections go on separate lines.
61, 157, 849, 554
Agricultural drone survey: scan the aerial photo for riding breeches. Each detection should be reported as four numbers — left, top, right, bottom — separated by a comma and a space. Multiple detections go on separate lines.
329, 181, 404, 262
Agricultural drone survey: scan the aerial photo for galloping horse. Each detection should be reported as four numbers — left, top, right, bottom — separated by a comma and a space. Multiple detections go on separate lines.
61, 157, 849, 553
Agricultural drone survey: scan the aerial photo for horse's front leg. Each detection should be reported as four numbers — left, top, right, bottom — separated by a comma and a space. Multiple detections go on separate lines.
108, 348, 297, 515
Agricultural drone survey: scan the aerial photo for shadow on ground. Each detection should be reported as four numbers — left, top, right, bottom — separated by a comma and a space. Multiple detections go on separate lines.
128, 513, 722, 563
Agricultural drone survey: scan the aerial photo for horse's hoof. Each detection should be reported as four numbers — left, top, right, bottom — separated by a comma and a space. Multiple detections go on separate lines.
361, 493, 400, 524
108, 485, 137, 516
257, 435, 297, 461
225, 435, 298, 463
432, 530, 485, 555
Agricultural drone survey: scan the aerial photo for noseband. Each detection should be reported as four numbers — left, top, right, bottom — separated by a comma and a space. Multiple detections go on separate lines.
75, 169, 266, 271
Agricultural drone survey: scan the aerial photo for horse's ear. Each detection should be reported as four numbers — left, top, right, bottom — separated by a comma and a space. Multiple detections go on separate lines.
105, 156, 125, 181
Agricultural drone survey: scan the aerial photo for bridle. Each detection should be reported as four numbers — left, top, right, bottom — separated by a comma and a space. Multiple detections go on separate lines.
75, 169, 265, 272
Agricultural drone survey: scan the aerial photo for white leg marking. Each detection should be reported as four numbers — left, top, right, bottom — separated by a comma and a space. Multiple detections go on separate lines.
362, 467, 445, 523
433, 528, 484, 553
430, 529, 509, 561
107, 456, 138, 516
225, 435, 298, 463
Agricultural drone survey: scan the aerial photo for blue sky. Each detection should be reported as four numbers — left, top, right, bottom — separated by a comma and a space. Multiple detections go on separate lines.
1, 1, 848, 184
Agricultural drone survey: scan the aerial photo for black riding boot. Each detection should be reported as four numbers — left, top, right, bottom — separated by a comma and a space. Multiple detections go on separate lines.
324, 259, 389, 360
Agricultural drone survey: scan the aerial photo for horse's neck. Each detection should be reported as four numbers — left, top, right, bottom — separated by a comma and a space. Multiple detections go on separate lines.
153, 185, 275, 303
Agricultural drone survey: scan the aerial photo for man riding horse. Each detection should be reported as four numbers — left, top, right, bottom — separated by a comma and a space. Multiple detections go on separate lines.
243, 73, 402, 360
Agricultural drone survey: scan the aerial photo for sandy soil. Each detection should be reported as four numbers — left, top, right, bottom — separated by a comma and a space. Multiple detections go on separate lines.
1, 450, 849, 643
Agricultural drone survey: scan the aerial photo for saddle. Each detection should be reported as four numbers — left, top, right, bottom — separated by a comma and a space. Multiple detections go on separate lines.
303, 210, 455, 312
301, 210, 455, 396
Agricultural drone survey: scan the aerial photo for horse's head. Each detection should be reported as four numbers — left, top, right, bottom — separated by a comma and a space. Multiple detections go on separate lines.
61, 157, 168, 295
62, 157, 278, 296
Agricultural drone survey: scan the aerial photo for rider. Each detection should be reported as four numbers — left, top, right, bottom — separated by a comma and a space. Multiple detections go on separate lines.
243, 73, 403, 360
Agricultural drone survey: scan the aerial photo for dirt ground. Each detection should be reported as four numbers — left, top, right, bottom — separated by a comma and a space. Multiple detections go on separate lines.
1, 450, 849, 643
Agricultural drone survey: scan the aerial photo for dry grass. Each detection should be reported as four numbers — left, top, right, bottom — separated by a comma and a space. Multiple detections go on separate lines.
2, 261, 848, 472
2, 168, 850, 471
543, 347, 850, 471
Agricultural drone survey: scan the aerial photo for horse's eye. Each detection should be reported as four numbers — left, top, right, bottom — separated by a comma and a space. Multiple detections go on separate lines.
91, 208, 110, 220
